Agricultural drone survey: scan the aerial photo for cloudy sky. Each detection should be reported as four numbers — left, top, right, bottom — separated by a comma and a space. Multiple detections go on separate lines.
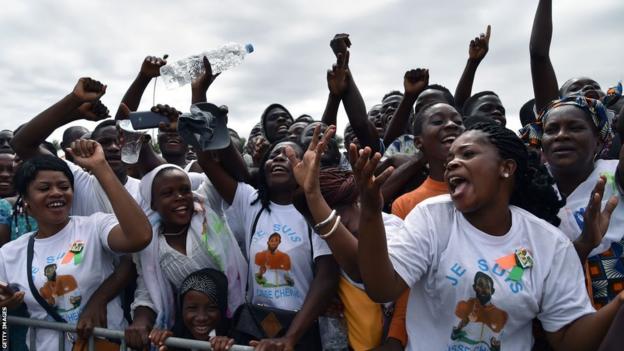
1, 0, 622, 143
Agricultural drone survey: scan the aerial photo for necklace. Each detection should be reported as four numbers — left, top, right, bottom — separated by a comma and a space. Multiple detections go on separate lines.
160, 225, 189, 237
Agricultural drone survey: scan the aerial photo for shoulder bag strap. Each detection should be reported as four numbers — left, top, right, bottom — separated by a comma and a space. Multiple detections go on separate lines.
26, 234, 67, 323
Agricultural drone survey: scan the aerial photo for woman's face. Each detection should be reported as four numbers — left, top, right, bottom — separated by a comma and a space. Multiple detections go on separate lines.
541, 105, 599, 175
182, 290, 221, 341
0, 153, 15, 197
417, 103, 464, 163
25, 170, 73, 226
445, 130, 509, 214
151, 169, 194, 228
264, 142, 301, 190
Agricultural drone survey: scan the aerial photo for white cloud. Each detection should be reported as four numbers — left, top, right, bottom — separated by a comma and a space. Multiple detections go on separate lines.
0, 0, 622, 142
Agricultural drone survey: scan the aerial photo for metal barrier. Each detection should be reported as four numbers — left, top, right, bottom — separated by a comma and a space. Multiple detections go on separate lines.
8, 316, 254, 351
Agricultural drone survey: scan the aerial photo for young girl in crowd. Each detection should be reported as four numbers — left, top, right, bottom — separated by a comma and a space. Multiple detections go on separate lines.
0, 140, 152, 351
201, 133, 339, 350
353, 121, 622, 350
148, 269, 235, 351
125, 129, 247, 349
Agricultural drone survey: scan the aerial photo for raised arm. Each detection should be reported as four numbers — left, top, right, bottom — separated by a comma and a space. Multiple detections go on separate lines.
196, 147, 239, 206
191, 56, 220, 104
328, 34, 381, 153
321, 35, 351, 126
381, 152, 427, 206
530, 0, 560, 112
287, 125, 361, 280
350, 145, 407, 302
454, 25, 491, 109
114, 56, 167, 119
67, 140, 152, 252
384, 69, 429, 146
11, 78, 109, 160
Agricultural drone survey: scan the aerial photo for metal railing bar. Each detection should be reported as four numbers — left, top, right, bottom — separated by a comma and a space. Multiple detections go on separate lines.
59, 330, 65, 351
9, 316, 254, 350
30, 326, 37, 351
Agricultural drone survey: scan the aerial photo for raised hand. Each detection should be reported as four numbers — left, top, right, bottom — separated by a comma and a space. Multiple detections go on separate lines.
191, 56, 221, 94
252, 136, 270, 167
75, 100, 110, 121
65, 139, 107, 172
286, 124, 336, 194
140, 55, 168, 79
468, 25, 491, 62
403, 68, 429, 98
327, 51, 350, 97
72, 77, 107, 102
152, 104, 182, 132
348, 145, 394, 212
575, 176, 619, 255
330, 33, 351, 59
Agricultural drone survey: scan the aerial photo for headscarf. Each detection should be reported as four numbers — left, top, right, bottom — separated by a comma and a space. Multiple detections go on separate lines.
319, 168, 358, 207
519, 96, 614, 157
135, 164, 247, 329
179, 268, 228, 318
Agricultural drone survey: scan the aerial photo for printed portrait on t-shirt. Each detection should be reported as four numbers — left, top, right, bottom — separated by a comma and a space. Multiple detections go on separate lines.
450, 272, 508, 351
254, 233, 294, 287
39, 263, 82, 313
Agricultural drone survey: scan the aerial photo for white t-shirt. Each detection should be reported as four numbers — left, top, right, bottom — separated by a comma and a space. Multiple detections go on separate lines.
227, 183, 331, 311
65, 160, 142, 216
0, 213, 125, 351
555, 159, 624, 256
387, 195, 594, 351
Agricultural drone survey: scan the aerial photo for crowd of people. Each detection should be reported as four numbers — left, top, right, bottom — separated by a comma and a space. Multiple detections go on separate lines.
1, 1, 624, 350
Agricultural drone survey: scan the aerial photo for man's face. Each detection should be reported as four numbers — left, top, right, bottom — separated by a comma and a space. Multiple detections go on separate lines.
268, 234, 281, 252
0, 131, 14, 154
93, 126, 125, 175
474, 277, 493, 305
44, 264, 57, 280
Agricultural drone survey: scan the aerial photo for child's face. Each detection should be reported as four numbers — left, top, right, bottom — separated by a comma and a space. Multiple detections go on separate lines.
182, 290, 221, 341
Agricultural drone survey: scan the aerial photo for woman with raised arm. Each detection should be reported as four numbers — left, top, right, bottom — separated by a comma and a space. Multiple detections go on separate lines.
0, 139, 151, 351
200, 124, 339, 350
353, 121, 621, 350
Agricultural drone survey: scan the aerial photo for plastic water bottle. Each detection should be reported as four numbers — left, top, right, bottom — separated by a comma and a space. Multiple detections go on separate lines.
160, 42, 254, 89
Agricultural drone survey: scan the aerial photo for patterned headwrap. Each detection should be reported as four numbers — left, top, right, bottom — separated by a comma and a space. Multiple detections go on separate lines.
519, 96, 614, 157
180, 268, 229, 317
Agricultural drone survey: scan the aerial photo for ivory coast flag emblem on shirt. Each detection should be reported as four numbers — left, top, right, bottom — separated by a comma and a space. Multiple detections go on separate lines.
61, 240, 85, 265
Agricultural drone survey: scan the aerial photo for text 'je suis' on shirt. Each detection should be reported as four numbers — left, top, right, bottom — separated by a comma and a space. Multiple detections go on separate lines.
386, 195, 594, 351
227, 182, 332, 311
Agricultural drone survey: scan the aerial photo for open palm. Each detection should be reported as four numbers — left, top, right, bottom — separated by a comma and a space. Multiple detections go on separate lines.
286, 125, 336, 194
